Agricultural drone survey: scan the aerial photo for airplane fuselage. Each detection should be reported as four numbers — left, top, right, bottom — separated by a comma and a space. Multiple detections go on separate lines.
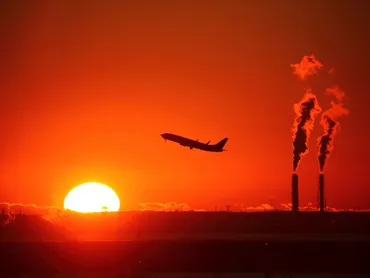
161, 133, 228, 152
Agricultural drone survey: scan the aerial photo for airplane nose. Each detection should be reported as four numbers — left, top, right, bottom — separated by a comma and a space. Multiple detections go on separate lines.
161, 133, 166, 138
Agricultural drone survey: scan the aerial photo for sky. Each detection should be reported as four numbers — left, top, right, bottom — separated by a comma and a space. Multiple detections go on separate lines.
1, 0, 370, 211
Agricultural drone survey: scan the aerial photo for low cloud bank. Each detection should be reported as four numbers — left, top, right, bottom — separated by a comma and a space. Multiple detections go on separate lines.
1, 200, 368, 226
0, 202, 64, 225
137, 202, 205, 212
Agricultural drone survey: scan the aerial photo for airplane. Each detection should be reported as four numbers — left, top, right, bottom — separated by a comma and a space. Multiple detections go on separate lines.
161, 133, 228, 152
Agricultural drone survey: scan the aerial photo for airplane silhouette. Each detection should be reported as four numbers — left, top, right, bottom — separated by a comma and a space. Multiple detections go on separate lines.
161, 133, 228, 152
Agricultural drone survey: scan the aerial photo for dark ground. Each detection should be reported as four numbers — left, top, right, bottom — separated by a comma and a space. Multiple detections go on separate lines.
0, 239, 369, 274
1, 211, 369, 275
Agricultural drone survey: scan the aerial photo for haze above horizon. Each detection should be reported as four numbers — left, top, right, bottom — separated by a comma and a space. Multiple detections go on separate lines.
1, 0, 369, 210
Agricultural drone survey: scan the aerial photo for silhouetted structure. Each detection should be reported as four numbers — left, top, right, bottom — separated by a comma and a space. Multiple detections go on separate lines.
319, 173, 325, 212
292, 173, 299, 212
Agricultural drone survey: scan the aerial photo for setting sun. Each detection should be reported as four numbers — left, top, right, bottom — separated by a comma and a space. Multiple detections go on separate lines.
64, 182, 120, 213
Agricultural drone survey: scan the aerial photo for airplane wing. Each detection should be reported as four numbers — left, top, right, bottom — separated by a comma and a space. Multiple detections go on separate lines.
206, 140, 210, 145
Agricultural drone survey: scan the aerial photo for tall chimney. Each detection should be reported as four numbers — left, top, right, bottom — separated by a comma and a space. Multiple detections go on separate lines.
292, 173, 299, 212
319, 173, 325, 212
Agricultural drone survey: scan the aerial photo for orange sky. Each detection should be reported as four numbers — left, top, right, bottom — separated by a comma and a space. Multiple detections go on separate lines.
1, 0, 370, 210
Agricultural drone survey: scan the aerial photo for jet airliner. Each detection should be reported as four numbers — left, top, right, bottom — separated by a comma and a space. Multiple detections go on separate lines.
161, 133, 228, 152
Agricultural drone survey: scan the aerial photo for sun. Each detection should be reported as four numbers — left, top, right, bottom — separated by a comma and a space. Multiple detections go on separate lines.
64, 182, 120, 213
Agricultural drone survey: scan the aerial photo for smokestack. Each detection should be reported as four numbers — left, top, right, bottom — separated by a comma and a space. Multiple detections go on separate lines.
319, 173, 325, 212
292, 173, 299, 212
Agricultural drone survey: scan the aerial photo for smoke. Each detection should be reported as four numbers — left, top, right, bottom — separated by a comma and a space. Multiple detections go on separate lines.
292, 90, 322, 172
291, 54, 324, 172
326, 85, 347, 102
291, 54, 349, 173
317, 86, 349, 172
290, 54, 323, 80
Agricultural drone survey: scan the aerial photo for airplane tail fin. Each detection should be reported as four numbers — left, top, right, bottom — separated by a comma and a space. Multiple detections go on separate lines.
215, 137, 228, 150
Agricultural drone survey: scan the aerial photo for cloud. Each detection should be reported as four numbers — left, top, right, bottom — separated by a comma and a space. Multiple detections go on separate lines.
1, 201, 368, 225
299, 202, 317, 211
137, 202, 203, 212
0, 202, 60, 215
245, 204, 276, 212
214, 202, 370, 212
0, 202, 64, 224
137, 202, 370, 212
220, 203, 315, 212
